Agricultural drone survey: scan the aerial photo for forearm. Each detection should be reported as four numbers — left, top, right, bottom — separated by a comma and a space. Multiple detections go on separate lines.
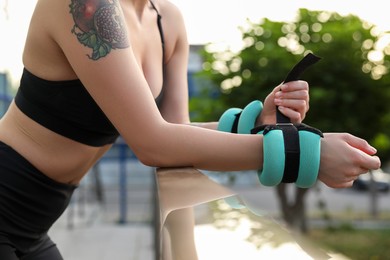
131, 120, 380, 189
188, 121, 218, 130
134, 122, 263, 172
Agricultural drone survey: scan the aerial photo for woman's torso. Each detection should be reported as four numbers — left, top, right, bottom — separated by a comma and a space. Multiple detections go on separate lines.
0, 0, 169, 184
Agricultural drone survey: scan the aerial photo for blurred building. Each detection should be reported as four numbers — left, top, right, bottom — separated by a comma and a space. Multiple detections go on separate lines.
188, 44, 204, 97
0, 72, 12, 117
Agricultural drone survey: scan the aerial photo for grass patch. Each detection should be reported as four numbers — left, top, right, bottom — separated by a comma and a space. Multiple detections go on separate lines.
308, 211, 390, 221
308, 227, 390, 260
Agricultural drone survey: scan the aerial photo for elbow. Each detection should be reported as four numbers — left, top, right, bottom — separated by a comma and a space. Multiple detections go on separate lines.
135, 150, 162, 167
133, 147, 172, 168
130, 134, 173, 167
123, 122, 186, 168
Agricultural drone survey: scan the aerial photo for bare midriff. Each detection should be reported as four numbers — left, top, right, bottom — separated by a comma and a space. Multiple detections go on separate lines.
0, 101, 112, 185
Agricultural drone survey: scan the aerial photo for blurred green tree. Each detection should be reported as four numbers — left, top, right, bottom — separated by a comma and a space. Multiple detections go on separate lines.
190, 8, 390, 232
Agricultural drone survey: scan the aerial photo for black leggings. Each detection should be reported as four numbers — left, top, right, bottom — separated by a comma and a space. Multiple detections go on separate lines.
0, 141, 77, 259
0, 234, 62, 260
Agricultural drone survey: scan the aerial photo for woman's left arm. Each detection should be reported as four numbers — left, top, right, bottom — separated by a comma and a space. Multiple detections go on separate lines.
159, 1, 309, 129
157, 0, 190, 124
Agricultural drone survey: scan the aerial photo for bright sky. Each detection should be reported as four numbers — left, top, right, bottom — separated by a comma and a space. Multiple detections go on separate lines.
170, 0, 389, 44
0, 0, 389, 85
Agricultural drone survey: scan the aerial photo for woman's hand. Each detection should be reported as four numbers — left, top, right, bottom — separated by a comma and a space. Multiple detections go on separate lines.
257, 81, 309, 125
318, 133, 381, 188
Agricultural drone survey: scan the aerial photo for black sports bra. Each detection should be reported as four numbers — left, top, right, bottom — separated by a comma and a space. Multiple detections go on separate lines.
14, 0, 165, 147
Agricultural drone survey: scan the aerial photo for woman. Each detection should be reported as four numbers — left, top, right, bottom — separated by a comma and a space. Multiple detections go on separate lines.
0, 0, 380, 259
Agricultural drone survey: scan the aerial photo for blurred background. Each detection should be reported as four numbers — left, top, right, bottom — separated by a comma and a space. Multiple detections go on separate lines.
1, 0, 389, 259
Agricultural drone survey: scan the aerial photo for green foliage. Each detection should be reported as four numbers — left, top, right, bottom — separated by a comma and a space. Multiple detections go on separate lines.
191, 8, 390, 160
309, 228, 390, 260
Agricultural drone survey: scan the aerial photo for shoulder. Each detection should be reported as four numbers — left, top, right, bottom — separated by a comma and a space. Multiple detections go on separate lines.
152, 0, 185, 25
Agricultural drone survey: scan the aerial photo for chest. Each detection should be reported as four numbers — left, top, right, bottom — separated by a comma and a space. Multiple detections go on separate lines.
122, 7, 164, 99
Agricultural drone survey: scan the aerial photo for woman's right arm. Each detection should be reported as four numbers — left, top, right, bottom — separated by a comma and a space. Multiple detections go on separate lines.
53, 0, 379, 188
51, 0, 264, 171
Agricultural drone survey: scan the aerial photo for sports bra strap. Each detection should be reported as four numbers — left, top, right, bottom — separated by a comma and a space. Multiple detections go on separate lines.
149, 0, 165, 106
149, 0, 165, 57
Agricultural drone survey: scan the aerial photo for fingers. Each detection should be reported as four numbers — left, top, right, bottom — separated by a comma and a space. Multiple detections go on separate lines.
280, 80, 309, 93
341, 133, 378, 155
321, 171, 361, 188
277, 106, 304, 123
325, 133, 379, 155
339, 133, 381, 170
274, 81, 309, 123
275, 91, 309, 105
321, 174, 360, 189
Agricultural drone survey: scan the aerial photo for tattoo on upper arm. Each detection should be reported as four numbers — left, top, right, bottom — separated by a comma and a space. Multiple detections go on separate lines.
69, 0, 129, 60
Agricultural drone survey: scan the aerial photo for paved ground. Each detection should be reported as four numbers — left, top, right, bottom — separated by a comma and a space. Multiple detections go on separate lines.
49, 160, 157, 260
50, 216, 154, 260
48, 161, 390, 260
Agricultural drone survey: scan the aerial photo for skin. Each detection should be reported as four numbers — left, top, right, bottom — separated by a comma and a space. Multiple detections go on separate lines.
0, 0, 380, 190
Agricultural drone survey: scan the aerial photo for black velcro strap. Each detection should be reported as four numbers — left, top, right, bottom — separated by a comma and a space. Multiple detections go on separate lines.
231, 112, 242, 133
277, 53, 321, 124
296, 123, 324, 137
283, 53, 322, 83
278, 124, 300, 183
276, 53, 321, 181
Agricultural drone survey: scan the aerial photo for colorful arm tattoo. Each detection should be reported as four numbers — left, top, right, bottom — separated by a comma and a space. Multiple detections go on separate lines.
69, 0, 129, 60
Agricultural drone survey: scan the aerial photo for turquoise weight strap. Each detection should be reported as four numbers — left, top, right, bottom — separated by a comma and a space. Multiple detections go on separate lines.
296, 124, 323, 188
257, 129, 285, 186
217, 108, 242, 133
252, 123, 323, 187
237, 100, 263, 134
258, 53, 322, 186
218, 100, 263, 134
